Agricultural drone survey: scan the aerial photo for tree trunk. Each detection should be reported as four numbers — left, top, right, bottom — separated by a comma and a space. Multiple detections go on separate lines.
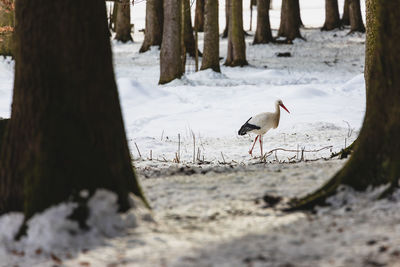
289, 0, 400, 210
140, 0, 163, 53
110, 3, 118, 32
194, 0, 204, 32
322, 0, 341, 31
293, 0, 303, 27
225, 0, 248, 67
278, 0, 303, 41
183, 0, 198, 58
0, 119, 9, 154
115, 0, 133, 42
349, 0, 365, 33
159, 0, 183, 84
341, 0, 350, 26
222, 0, 229, 38
0, 0, 146, 219
253, 0, 273, 44
201, 0, 220, 72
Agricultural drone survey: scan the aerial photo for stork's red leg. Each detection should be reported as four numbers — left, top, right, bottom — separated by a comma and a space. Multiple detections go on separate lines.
259, 135, 263, 157
249, 135, 259, 156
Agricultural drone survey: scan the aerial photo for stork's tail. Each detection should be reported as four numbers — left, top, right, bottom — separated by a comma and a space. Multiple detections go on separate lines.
238, 117, 261, 135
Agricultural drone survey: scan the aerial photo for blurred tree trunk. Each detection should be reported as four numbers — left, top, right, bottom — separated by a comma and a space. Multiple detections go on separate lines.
110, 3, 118, 31
222, 0, 229, 38
183, 0, 198, 57
341, 0, 350, 26
0, 0, 14, 56
194, 0, 204, 32
349, 0, 365, 33
201, 0, 220, 72
0, 119, 9, 155
253, 0, 273, 44
225, 0, 247, 66
289, 0, 400, 210
0, 0, 146, 219
159, 0, 183, 84
293, 0, 303, 27
278, 0, 303, 41
322, 0, 341, 31
115, 0, 133, 42
140, 0, 163, 53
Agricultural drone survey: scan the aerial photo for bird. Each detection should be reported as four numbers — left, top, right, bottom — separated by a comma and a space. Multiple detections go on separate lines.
238, 99, 290, 157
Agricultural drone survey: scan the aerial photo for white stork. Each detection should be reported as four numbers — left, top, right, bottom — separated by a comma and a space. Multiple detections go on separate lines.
238, 99, 290, 157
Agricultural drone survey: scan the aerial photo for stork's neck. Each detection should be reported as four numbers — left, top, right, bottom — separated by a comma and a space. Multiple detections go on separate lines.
274, 102, 281, 128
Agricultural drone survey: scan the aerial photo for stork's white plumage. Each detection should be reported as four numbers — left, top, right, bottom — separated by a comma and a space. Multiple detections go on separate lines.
238, 99, 290, 157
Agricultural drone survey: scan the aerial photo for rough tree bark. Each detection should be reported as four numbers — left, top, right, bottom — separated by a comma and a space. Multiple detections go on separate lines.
225, 0, 248, 67
201, 0, 220, 72
253, 0, 273, 44
194, 0, 204, 32
322, 0, 341, 31
341, 0, 350, 26
115, 0, 133, 42
0, 0, 146, 219
159, 0, 183, 84
140, 0, 163, 53
289, 0, 400, 210
349, 0, 365, 33
278, 0, 303, 42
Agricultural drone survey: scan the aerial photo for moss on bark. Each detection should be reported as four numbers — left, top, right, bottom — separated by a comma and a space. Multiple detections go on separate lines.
289, 0, 400, 211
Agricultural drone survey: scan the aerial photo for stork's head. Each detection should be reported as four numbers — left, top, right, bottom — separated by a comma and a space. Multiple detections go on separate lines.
276, 99, 290, 114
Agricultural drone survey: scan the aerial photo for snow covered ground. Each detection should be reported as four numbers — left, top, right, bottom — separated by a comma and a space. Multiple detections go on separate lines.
3, 1, 398, 267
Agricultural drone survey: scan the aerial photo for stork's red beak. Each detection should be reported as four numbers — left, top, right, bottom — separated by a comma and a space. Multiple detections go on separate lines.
280, 104, 290, 114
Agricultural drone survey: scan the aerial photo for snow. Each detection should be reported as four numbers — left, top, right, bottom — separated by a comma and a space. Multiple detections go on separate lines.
2, 1, 397, 267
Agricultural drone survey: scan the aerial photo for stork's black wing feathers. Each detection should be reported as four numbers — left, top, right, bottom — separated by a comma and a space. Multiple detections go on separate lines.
238, 117, 261, 135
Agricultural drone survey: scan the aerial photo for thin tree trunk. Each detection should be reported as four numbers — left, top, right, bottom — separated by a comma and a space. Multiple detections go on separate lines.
289, 0, 400, 210
225, 0, 248, 67
201, 0, 220, 72
183, 0, 199, 57
253, 0, 273, 44
194, 0, 204, 32
249, 0, 257, 31
222, 0, 230, 38
159, 0, 183, 84
0, 0, 146, 219
341, 0, 350, 26
140, 0, 163, 53
278, 0, 303, 42
322, 0, 341, 31
115, 0, 133, 42
110, 3, 118, 32
349, 0, 365, 33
